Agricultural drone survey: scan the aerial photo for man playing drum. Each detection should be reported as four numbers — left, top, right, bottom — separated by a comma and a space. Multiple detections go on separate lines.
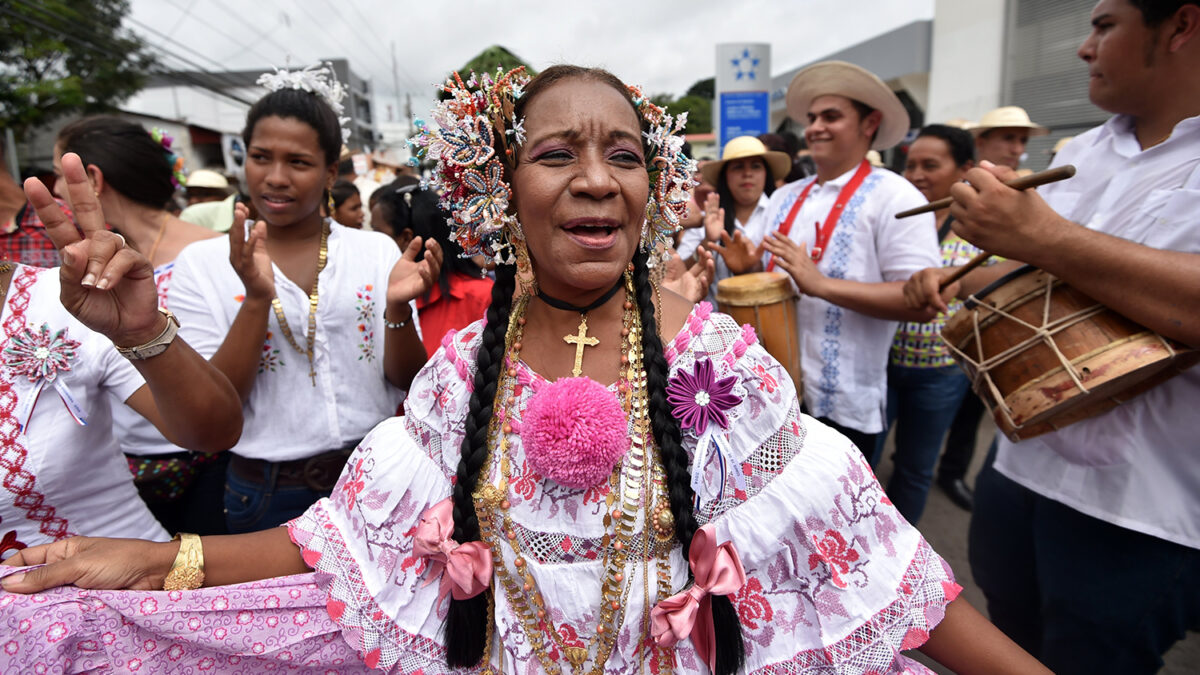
718, 61, 941, 453
905, 1, 1200, 671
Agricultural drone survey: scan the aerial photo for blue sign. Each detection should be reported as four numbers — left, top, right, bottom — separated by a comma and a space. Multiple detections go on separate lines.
719, 91, 770, 151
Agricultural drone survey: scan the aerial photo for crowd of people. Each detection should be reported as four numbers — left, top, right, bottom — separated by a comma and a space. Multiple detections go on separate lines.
0, 0, 1195, 672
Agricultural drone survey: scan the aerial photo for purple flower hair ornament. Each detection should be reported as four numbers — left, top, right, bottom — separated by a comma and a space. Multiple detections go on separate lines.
666, 359, 746, 505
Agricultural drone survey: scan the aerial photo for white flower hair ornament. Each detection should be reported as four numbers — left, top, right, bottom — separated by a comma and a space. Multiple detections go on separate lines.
257, 62, 352, 145
408, 68, 698, 266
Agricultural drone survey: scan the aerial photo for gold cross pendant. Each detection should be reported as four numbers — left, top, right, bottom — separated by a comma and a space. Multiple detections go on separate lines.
563, 313, 599, 377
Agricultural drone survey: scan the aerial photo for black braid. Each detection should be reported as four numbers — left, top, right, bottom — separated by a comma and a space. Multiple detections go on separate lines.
444, 262, 516, 668
632, 250, 745, 675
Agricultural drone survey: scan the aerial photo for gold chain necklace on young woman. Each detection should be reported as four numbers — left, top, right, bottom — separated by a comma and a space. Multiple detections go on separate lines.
145, 212, 170, 267
271, 218, 330, 386
475, 272, 676, 675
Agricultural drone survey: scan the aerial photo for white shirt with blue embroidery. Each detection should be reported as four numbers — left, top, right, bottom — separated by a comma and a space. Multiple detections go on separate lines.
746, 164, 938, 435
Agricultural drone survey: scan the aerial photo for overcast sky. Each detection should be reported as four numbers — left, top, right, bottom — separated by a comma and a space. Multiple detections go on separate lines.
127, 0, 933, 127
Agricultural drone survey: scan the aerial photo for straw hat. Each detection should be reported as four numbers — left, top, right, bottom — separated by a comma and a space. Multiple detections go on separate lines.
700, 136, 792, 186
1051, 136, 1075, 154
785, 60, 910, 150
969, 106, 1049, 137
185, 169, 229, 190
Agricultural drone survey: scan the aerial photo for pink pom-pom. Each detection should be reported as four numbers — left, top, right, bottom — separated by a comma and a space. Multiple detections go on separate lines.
521, 377, 629, 489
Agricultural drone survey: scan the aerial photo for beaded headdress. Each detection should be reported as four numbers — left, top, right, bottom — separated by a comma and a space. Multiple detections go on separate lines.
409, 67, 697, 266
257, 62, 351, 145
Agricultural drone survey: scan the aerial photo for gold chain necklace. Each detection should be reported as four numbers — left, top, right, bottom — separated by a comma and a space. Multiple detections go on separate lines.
476, 273, 674, 674
271, 219, 330, 386
146, 212, 169, 267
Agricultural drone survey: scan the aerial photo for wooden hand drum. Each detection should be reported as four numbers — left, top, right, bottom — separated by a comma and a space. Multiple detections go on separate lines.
716, 272, 803, 400
942, 265, 1198, 441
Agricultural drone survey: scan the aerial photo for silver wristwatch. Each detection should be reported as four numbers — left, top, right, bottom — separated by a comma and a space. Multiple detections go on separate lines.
116, 308, 180, 361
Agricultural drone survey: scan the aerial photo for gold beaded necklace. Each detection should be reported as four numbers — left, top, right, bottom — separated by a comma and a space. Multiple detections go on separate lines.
271, 218, 330, 386
475, 273, 675, 674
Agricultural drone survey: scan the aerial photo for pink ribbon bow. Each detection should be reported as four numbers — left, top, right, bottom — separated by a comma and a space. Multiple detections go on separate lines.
412, 498, 492, 604
649, 524, 746, 670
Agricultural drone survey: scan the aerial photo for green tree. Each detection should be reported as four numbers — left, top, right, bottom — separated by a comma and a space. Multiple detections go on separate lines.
458, 45, 536, 78
437, 45, 535, 101
686, 77, 714, 100
648, 94, 712, 136
0, 0, 157, 138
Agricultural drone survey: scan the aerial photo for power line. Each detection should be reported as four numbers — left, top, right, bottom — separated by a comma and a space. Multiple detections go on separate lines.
12, 0, 245, 93
3, 1, 255, 107
314, 0, 420, 95
188, 0, 293, 66
340, 0, 422, 93
122, 13, 261, 94
162, 0, 195, 39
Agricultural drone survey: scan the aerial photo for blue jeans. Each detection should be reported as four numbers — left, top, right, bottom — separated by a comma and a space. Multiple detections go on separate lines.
873, 364, 969, 525
223, 463, 332, 534
970, 442, 1200, 674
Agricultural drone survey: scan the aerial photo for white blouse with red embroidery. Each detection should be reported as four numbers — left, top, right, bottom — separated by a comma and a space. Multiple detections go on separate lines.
288, 303, 961, 673
0, 265, 167, 555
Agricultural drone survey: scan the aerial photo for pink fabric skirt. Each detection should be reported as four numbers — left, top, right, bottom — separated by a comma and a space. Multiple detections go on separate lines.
0, 566, 370, 673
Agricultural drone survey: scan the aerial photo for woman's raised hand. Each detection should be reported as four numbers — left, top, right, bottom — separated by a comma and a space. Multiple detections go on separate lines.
0, 536, 175, 593
707, 230, 763, 275
228, 202, 275, 301
387, 236, 444, 306
23, 153, 164, 347
663, 246, 715, 304
701, 192, 724, 242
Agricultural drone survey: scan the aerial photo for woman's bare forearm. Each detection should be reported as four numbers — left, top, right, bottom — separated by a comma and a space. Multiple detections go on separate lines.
210, 296, 272, 401
919, 596, 1050, 674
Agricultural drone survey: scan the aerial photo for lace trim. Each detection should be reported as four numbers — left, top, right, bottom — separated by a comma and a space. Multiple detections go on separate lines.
749, 539, 961, 674
288, 505, 461, 673
695, 403, 807, 524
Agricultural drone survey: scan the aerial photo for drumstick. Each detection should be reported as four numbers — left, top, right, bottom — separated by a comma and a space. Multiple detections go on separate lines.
895, 164, 1077, 218
938, 251, 992, 291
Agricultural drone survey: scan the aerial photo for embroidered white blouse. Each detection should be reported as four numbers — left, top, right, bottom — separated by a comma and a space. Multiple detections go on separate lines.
168, 223, 417, 462
0, 265, 167, 553
745, 166, 939, 434
995, 113, 1200, 550
288, 304, 959, 673
112, 262, 185, 457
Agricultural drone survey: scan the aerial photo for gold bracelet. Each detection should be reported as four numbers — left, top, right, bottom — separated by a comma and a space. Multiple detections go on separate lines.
162, 533, 205, 591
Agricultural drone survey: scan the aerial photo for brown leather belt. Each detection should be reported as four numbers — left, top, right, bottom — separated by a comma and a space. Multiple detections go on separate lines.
229, 447, 354, 492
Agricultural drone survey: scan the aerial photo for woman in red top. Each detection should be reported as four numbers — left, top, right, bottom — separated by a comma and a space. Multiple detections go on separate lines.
379, 185, 493, 354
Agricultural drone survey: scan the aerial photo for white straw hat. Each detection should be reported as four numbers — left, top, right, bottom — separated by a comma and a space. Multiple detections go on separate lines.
968, 106, 1049, 137
185, 169, 229, 190
700, 136, 792, 186
1051, 136, 1075, 154
785, 61, 910, 150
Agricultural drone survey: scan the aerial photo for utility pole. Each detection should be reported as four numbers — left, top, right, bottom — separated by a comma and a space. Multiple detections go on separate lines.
406, 94, 413, 138
391, 41, 405, 141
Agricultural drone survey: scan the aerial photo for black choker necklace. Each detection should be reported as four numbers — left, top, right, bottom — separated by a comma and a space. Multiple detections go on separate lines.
537, 276, 625, 314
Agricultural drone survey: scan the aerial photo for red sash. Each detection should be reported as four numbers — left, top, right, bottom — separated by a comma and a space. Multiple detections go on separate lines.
768, 159, 873, 270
